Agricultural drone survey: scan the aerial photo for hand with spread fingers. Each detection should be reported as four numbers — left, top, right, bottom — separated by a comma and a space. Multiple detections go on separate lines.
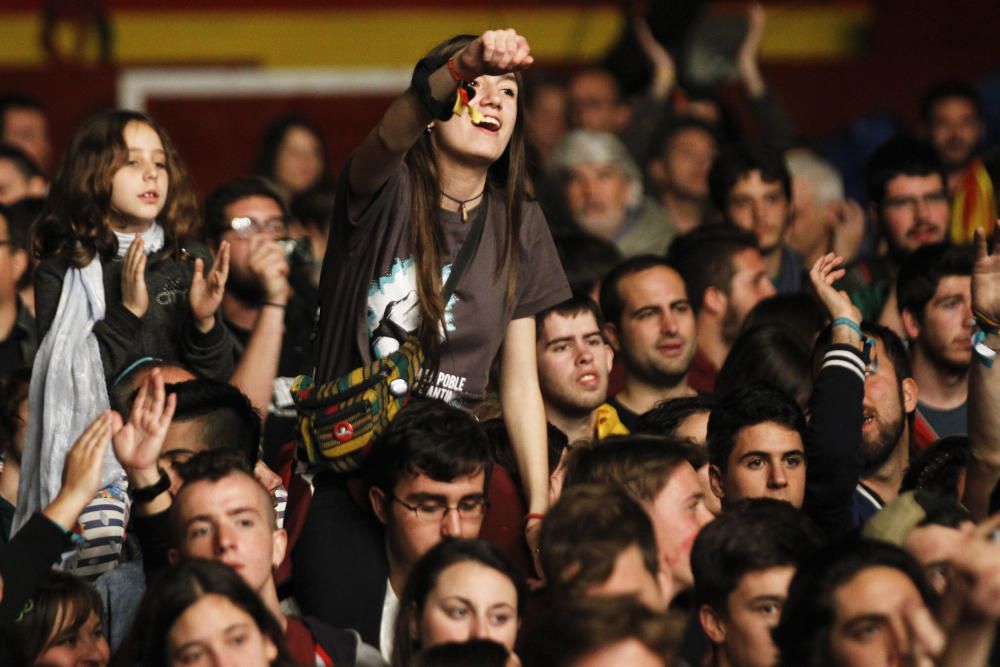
189, 241, 230, 332
42, 411, 115, 531
972, 228, 1000, 327
111, 367, 177, 487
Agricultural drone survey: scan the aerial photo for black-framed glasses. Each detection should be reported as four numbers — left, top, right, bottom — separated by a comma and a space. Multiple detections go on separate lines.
229, 216, 289, 237
391, 495, 489, 523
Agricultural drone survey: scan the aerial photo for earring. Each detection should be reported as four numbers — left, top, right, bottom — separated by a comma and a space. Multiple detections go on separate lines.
426, 122, 434, 133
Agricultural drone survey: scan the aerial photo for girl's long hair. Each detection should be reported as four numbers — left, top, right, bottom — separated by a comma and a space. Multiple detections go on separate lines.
405, 35, 528, 369
32, 109, 200, 266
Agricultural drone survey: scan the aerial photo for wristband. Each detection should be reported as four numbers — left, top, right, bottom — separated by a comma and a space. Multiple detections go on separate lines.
262, 302, 286, 310
411, 54, 456, 121
974, 331, 997, 368
524, 512, 544, 527
447, 56, 464, 83
831, 317, 863, 337
131, 468, 171, 504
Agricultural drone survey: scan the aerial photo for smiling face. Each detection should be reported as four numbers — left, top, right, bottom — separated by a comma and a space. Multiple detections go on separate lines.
167, 594, 277, 667
172, 472, 285, 595
417, 561, 519, 651
432, 73, 519, 169
537, 309, 613, 421
110, 121, 169, 231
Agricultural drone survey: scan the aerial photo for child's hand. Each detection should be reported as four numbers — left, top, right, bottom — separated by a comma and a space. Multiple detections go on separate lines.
189, 241, 230, 333
122, 236, 149, 318
111, 367, 176, 486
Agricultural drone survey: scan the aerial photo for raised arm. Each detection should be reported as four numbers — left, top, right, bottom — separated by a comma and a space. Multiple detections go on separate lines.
348, 29, 533, 213
803, 253, 866, 536
962, 229, 1000, 520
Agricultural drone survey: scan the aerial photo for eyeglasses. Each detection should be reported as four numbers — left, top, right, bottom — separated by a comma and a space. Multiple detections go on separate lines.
392, 495, 489, 523
229, 216, 289, 237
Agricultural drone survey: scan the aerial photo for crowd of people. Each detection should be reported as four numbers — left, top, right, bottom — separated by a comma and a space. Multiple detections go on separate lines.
0, 14, 1000, 667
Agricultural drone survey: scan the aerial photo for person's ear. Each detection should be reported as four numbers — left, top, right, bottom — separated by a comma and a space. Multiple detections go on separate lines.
901, 309, 922, 342
709, 464, 726, 501
604, 321, 621, 352
647, 158, 667, 187
271, 528, 288, 569
27, 175, 46, 198
699, 603, 727, 644
902, 377, 919, 414
370, 486, 389, 526
703, 286, 727, 317
168, 548, 180, 565
605, 344, 614, 373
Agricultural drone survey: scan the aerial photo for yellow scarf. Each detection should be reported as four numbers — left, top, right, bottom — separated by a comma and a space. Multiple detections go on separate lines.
950, 158, 996, 245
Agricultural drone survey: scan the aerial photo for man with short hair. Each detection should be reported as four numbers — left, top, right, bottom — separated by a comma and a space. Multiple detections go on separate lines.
709, 143, 803, 292
692, 499, 823, 667
204, 176, 314, 465
564, 435, 714, 604
540, 483, 666, 611
0, 95, 50, 173
535, 295, 627, 442
549, 130, 674, 257
566, 68, 628, 134
897, 244, 974, 447
168, 450, 382, 666
0, 144, 46, 206
921, 81, 994, 244
647, 118, 718, 236
668, 226, 776, 393
599, 255, 697, 430
293, 398, 493, 657
707, 383, 807, 509
840, 136, 950, 327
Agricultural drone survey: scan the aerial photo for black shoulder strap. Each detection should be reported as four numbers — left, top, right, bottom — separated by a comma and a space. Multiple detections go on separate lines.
440, 190, 488, 303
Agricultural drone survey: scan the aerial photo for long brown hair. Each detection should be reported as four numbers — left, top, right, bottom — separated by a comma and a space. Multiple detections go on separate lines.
32, 109, 200, 267
405, 35, 528, 370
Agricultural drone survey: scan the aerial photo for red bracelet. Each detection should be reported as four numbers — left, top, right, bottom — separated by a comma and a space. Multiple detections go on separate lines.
447, 56, 464, 83
524, 512, 545, 526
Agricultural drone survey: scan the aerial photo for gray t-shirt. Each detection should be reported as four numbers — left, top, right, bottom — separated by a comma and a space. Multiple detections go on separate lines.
316, 159, 570, 404
917, 401, 968, 439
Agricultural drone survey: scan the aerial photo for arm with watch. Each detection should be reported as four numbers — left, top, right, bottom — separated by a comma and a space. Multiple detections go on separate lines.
961, 229, 1000, 521
110, 368, 178, 579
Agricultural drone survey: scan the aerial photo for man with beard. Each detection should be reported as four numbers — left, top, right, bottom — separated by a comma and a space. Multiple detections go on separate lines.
535, 295, 627, 442
921, 81, 994, 245
667, 226, 776, 394
204, 177, 314, 465
599, 255, 698, 430
897, 244, 974, 449
852, 322, 919, 524
839, 136, 950, 331
709, 143, 804, 293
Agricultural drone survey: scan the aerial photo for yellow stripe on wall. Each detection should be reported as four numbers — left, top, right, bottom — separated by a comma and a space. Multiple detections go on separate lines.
0, 6, 868, 67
